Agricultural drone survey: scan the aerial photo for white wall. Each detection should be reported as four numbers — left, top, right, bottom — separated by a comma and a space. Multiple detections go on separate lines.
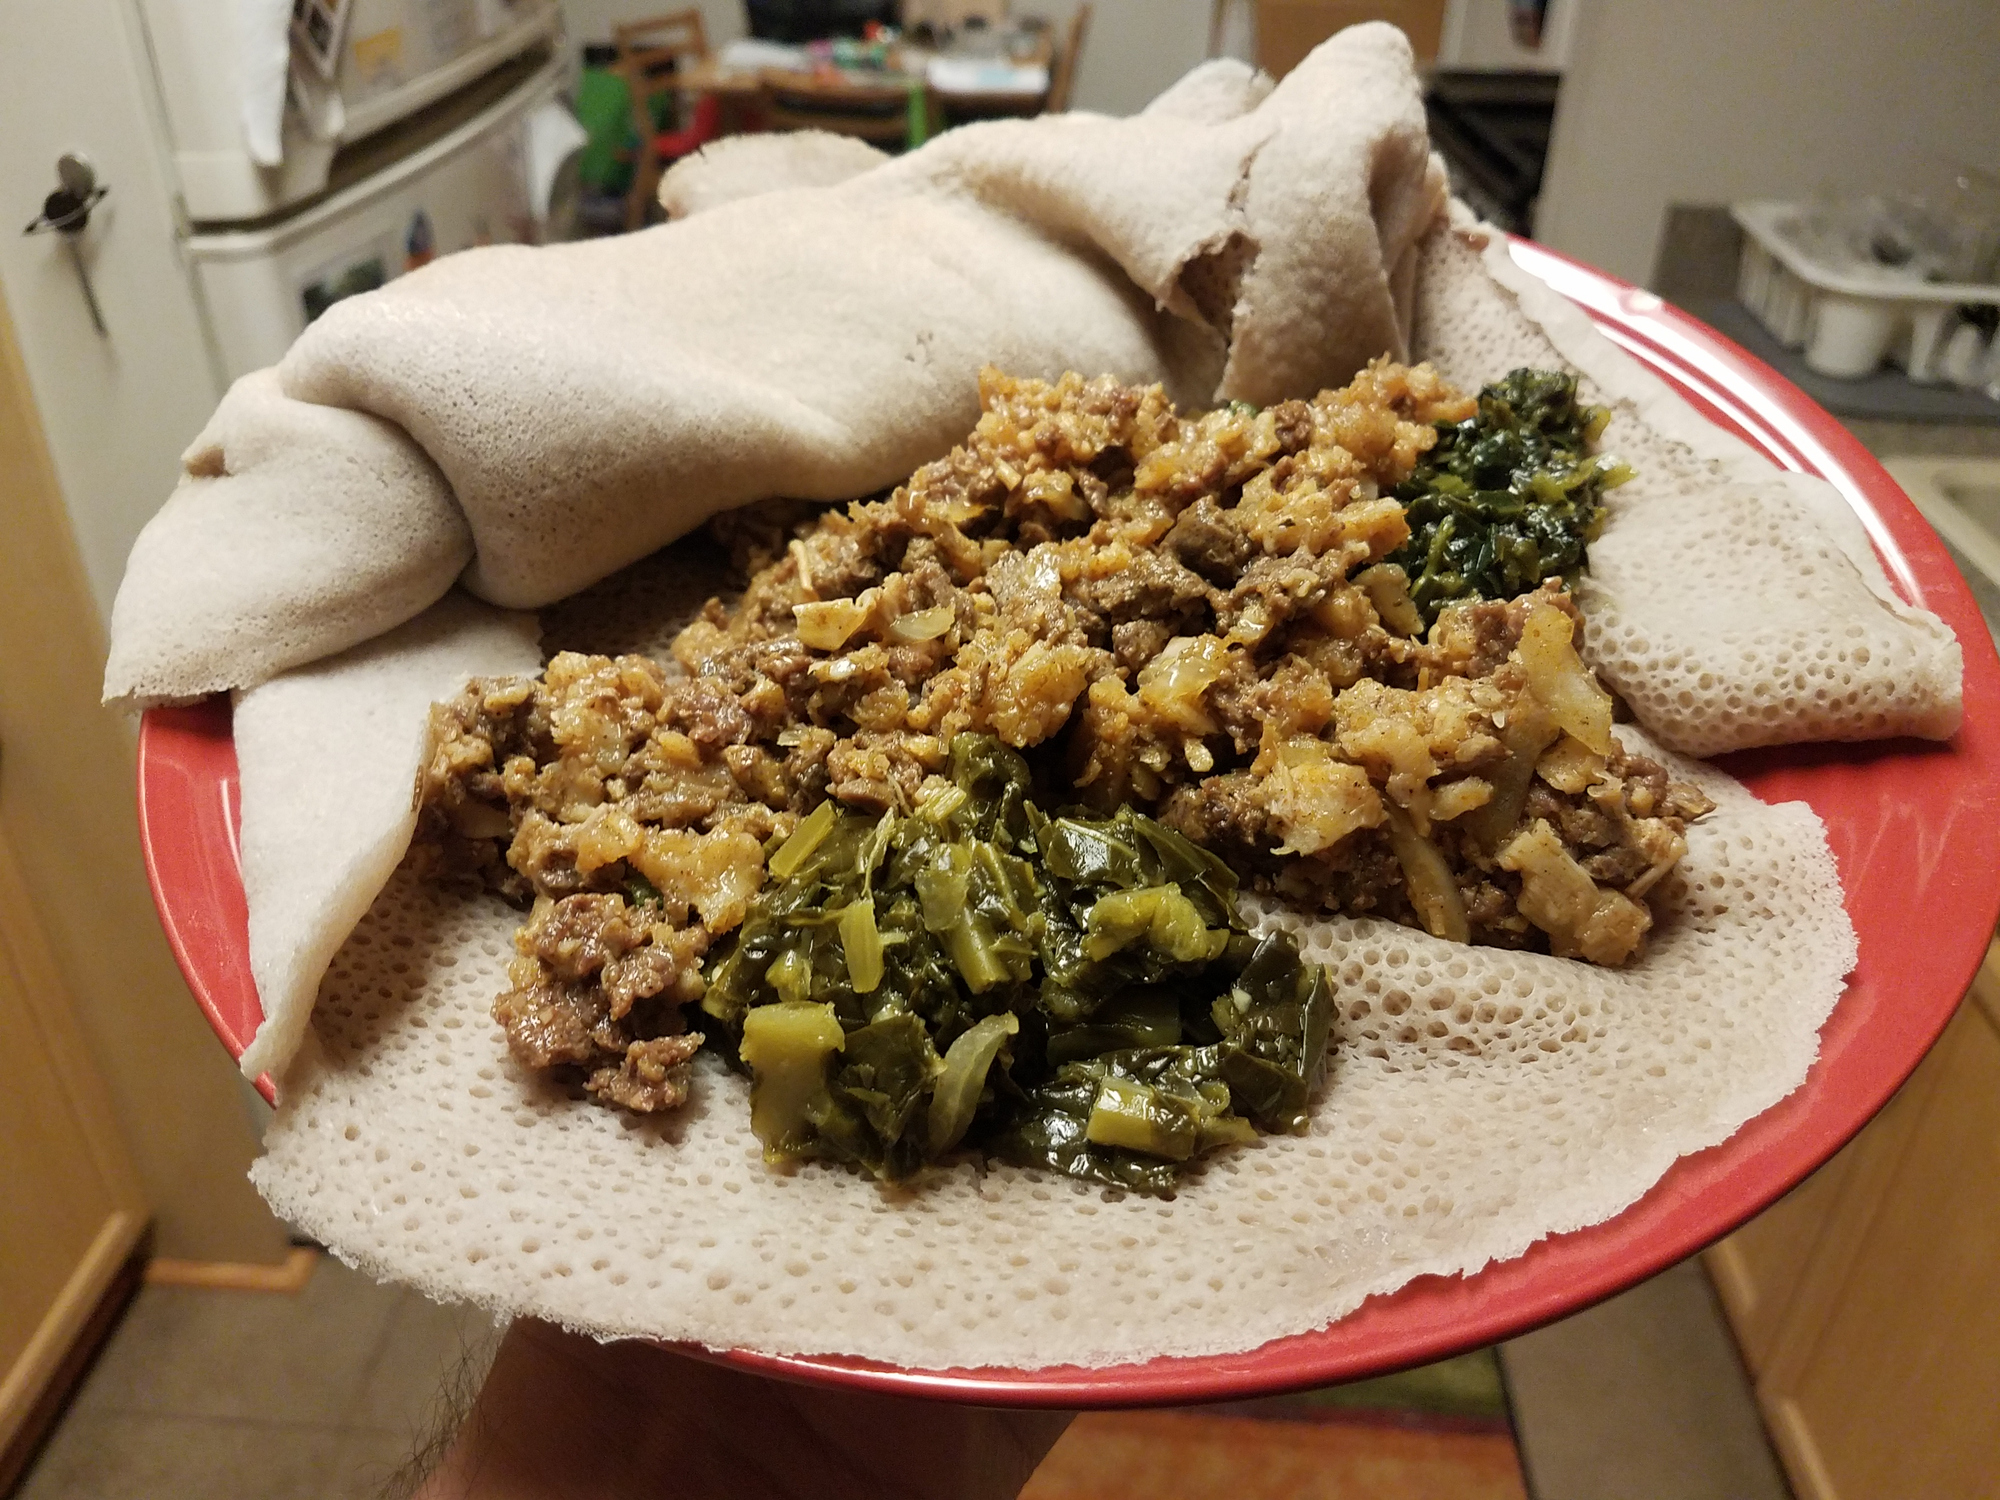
559, 0, 1211, 114
1, 0, 291, 1268
1034, 0, 1211, 117
1535, 0, 2000, 287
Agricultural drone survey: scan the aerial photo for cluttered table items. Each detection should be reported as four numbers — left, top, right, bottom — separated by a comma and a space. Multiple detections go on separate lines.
595, 7, 1087, 230
681, 27, 1054, 122
676, 18, 1064, 150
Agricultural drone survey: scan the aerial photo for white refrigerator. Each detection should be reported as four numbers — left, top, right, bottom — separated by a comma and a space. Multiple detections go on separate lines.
139, 0, 587, 378
0, 0, 593, 620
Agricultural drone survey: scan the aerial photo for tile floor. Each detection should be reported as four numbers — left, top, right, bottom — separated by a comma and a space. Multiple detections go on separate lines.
1501, 1259, 1792, 1500
15, 1249, 1789, 1500
16, 1261, 500, 1500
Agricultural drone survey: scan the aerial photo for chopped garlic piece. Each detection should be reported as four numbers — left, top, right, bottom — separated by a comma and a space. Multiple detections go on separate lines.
1430, 777, 1494, 822
1262, 738, 1386, 855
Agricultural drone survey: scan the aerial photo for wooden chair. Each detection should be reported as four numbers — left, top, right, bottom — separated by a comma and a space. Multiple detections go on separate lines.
760, 71, 919, 149
1045, 3, 1091, 113
614, 9, 719, 231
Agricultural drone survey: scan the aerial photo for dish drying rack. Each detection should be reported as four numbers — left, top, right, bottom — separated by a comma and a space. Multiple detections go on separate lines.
1733, 199, 2000, 393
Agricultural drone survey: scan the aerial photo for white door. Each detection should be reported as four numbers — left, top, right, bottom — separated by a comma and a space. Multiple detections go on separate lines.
0, 0, 227, 624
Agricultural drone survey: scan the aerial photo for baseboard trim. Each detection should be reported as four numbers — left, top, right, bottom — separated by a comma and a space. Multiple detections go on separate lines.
0, 1214, 146, 1492
144, 1246, 318, 1293
1764, 1393, 1842, 1500
1702, 1239, 1756, 1330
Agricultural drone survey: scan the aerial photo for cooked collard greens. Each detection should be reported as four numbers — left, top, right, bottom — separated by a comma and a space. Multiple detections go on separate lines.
703, 735, 1332, 1194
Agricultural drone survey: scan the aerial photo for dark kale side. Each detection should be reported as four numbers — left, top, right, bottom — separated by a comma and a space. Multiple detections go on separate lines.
699, 735, 1334, 1195
1386, 367, 1632, 629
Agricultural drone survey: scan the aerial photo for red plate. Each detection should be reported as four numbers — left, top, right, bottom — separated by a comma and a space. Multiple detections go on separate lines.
138, 238, 2000, 1407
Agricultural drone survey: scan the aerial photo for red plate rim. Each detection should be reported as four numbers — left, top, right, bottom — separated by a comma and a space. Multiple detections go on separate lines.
137, 237, 2000, 1409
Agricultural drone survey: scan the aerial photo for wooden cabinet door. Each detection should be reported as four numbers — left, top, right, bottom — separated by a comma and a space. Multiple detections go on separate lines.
1255, 1, 1449, 75
1706, 1046, 1938, 1378
0, 824, 146, 1468
0, 264, 287, 1270
1715, 946, 2000, 1500
1757, 979, 2000, 1500
1706, 1130, 1861, 1376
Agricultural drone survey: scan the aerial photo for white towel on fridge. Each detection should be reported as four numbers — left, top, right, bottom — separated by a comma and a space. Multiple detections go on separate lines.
236, 0, 294, 166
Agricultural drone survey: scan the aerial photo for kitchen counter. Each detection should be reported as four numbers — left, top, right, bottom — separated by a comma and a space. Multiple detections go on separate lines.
1853, 425, 2000, 647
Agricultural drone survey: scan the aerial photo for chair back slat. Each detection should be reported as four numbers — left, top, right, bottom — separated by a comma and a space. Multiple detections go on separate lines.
614, 9, 715, 231
1046, 3, 1091, 113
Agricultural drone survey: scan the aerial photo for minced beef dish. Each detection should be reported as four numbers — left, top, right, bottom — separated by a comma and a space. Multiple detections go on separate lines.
416, 362, 1713, 1112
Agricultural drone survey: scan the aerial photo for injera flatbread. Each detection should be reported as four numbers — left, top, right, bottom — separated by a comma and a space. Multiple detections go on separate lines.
221, 199, 1953, 1092
234, 592, 539, 1082
104, 29, 1444, 706
109, 369, 474, 706
658, 132, 892, 222
653, 60, 1276, 223
245, 258, 1869, 1363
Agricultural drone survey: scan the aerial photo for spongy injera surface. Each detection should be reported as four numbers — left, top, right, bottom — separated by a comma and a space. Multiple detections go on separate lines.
252, 734, 1852, 1370
1411, 222, 1962, 757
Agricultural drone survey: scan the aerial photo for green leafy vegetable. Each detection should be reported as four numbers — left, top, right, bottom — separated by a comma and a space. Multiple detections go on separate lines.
703, 735, 1336, 1194
623, 870, 664, 910
1387, 367, 1632, 629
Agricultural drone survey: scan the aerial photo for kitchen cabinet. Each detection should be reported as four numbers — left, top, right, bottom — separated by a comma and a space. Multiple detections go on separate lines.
1707, 941, 2000, 1500
0, 826, 146, 1489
